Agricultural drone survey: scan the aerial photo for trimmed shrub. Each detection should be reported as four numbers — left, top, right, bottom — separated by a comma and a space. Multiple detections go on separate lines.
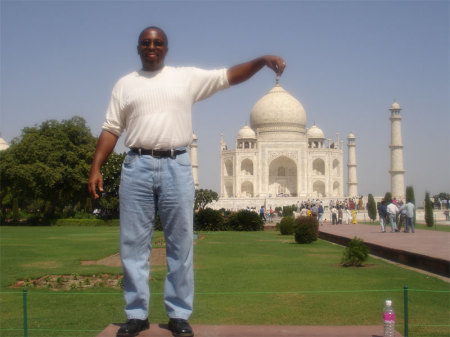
367, 194, 377, 221
384, 192, 392, 204
279, 216, 295, 235
294, 216, 318, 244
225, 210, 263, 231
194, 208, 225, 231
282, 205, 297, 217
424, 192, 434, 227
341, 236, 369, 267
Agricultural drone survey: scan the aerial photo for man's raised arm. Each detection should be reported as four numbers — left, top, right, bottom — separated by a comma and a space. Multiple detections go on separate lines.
227, 55, 286, 86
88, 130, 119, 199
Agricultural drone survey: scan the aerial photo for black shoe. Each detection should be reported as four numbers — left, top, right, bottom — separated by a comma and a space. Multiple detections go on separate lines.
116, 318, 149, 337
168, 318, 194, 337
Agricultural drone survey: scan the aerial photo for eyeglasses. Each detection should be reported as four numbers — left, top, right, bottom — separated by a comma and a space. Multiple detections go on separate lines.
139, 39, 165, 47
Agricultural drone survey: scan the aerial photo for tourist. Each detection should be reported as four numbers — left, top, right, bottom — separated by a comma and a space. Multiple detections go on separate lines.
338, 206, 343, 224
377, 199, 387, 233
386, 200, 399, 232
404, 199, 415, 233
345, 207, 351, 224
269, 206, 274, 222
331, 206, 338, 224
444, 209, 449, 221
88, 26, 285, 337
318, 203, 324, 225
260, 206, 266, 222
398, 201, 407, 232
311, 204, 318, 217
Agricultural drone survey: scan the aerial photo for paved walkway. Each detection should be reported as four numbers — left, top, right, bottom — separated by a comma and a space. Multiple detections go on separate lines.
97, 323, 402, 337
319, 222, 450, 278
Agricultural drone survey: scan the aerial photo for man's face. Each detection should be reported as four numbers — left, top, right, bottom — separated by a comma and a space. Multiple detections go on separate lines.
137, 28, 168, 71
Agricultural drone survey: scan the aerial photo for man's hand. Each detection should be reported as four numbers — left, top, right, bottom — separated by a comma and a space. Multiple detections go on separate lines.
88, 170, 104, 199
87, 130, 119, 199
262, 55, 286, 76
227, 55, 286, 85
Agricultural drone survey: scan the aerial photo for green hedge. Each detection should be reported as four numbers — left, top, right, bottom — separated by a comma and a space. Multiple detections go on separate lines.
53, 219, 120, 226
294, 216, 319, 244
279, 216, 295, 235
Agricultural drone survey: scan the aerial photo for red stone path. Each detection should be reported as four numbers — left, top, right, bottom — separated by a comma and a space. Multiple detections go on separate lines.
319, 222, 450, 263
98, 223, 450, 337
97, 323, 402, 337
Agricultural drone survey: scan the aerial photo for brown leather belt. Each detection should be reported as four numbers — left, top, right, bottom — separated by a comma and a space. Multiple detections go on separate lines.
131, 148, 187, 158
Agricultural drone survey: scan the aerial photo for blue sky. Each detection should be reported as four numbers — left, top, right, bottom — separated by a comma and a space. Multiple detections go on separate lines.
1, 0, 449, 201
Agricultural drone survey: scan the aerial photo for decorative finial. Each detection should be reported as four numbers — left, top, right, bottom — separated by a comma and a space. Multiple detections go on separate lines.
275, 75, 280, 85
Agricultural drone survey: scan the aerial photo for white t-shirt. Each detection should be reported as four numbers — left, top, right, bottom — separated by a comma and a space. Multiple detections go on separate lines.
102, 66, 229, 149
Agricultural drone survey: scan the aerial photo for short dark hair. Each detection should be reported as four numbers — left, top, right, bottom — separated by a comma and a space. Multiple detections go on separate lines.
138, 26, 168, 46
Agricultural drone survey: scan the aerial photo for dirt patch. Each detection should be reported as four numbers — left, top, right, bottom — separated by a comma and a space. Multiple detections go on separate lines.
11, 273, 124, 290
81, 248, 167, 267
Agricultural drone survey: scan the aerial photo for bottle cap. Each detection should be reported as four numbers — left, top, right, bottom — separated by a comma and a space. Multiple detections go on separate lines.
386, 300, 392, 306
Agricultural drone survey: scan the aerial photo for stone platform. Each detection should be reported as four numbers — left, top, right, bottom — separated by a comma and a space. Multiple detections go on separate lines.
97, 323, 403, 337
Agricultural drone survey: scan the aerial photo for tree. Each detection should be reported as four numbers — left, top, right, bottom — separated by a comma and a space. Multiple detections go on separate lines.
97, 152, 126, 218
424, 192, 434, 227
384, 192, 392, 204
367, 194, 377, 221
406, 186, 416, 222
0, 117, 97, 220
194, 189, 219, 210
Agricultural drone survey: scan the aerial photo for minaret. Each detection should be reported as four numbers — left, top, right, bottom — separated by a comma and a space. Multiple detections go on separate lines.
190, 133, 199, 189
347, 133, 358, 197
389, 101, 405, 200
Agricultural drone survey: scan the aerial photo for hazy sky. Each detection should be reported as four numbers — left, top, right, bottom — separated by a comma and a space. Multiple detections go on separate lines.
1, 0, 449, 201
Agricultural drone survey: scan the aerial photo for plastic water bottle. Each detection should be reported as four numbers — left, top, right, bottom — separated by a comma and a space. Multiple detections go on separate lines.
383, 300, 395, 337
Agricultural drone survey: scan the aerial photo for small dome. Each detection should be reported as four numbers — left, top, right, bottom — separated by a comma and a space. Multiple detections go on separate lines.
0, 134, 9, 151
250, 85, 306, 133
348, 132, 355, 139
237, 125, 256, 139
192, 133, 198, 140
390, 101, 401, 109
307, 125, 325, 139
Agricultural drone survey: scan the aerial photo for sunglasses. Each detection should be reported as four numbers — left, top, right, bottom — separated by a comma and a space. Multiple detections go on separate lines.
139, 39, 165, 47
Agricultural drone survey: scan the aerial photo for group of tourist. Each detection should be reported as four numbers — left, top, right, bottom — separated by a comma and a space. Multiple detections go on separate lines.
377, 198, 415, 233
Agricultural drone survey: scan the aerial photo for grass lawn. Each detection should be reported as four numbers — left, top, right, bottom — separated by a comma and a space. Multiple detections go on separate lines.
0, 226, 449, 337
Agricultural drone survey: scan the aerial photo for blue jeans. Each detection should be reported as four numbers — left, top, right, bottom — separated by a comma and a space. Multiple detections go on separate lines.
119, 149, 195, 320
405, 216, 415, 233
379, 216, 386, 232
388, 213, 397, 232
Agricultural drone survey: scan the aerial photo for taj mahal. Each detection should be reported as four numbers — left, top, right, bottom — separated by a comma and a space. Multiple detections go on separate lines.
194, 82, 366, 210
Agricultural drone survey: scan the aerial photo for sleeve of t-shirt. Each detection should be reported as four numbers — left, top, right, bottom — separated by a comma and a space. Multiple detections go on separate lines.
188, 67, 230, 102
102, 84, 126, 137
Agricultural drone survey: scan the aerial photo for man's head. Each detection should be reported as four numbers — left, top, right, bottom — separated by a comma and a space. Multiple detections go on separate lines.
137, 26, 168, 71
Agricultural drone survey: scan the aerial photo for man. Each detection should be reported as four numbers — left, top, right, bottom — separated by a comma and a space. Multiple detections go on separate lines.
88, 26, 285, 337
317, 203, 324, 225
398, 201, 407, 232
377, 199, 387, 233
386, 200, 399, 233
404, 199, 415, 233
259, 206, 266, 222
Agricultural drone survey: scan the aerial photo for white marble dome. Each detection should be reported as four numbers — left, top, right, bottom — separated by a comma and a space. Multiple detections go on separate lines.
348, 132, 356, 139
237, 125, 256, 139
390, 101, 401, 109
0, 134, 9, 151
307, 125, 325, 139
250, 85, 306, 133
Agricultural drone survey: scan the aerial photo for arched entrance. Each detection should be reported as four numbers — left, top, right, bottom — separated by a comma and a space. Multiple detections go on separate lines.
268, 156, 297, 197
